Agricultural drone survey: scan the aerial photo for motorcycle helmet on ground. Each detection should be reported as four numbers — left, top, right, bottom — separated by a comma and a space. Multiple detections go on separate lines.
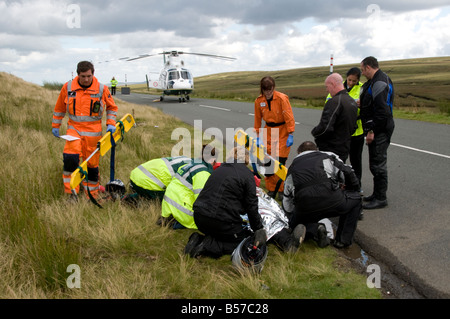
105, 179, 126, 200
231, 236, 268, 274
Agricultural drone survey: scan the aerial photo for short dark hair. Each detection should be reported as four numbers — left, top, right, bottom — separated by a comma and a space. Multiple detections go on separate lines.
77, 61, 95, 75
361, 56, 379, 69
260, 76, 275, 95
297, 141, 317, 153
346, 67, 361, 79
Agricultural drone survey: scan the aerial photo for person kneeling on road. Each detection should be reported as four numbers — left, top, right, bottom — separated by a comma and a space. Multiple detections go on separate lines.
282, 141, 362, 249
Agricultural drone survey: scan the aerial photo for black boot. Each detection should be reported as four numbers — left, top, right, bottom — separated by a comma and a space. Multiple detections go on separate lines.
363, 198, 388, 209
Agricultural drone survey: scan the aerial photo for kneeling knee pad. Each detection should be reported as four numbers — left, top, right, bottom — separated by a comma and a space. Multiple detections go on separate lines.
63, 153, 80, 172
87, 167, 99, 182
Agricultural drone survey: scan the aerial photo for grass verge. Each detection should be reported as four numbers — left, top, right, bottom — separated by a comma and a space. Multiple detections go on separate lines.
0, 71, 381, 299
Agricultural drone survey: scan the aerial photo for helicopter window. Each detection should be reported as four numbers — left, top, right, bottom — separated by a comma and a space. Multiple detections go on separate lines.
168, 71, 180, 81
180, 71, 192, 80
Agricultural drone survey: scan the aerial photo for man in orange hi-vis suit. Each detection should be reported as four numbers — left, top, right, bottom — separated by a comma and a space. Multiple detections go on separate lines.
52, 61, 118, 200
254, 76, 296, 199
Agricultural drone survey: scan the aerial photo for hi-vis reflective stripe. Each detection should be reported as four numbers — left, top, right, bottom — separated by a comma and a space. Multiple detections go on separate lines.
63, 171, 72, 184
137, 165, 166, 189
193, 188, 203, 195
66, 80, 105, 113
106, 111, 117, 121
181, 164, 206, 179
175, 174, 193, 190
163, 195, 193, 217
86, 184, 99, 191
69, 114, 103, 122
162, 156, 189, 176
67, 125, 102, 137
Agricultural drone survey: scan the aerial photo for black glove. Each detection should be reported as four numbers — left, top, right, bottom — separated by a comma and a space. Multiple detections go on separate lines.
253, 228, 267, 247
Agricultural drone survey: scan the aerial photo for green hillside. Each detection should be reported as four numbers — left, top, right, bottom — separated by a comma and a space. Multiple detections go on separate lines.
193, 56, 450, 114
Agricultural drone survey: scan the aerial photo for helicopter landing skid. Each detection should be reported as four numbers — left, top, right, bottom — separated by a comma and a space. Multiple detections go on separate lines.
178, 94, 190, 103
160, 94, 190, 103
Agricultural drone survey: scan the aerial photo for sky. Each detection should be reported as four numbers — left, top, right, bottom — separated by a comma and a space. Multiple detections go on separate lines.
1, 0, 450, 86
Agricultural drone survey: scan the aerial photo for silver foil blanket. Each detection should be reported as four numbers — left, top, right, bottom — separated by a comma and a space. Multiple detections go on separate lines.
241, 187, 290, 240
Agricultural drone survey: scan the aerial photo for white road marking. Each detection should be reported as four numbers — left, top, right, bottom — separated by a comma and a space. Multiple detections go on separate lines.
391, 143, 450, 159
216, 107, 448, 159
199, 105, 231, 112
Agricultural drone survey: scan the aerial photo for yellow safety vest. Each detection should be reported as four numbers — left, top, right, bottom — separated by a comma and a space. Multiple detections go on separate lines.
161, 160, 213, 229
130, 156, 191, 191
326, 81, 364, 136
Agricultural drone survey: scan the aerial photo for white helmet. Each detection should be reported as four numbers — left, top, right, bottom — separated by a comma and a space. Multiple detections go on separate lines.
105, 179, 126, 195
231, 236, 268, 274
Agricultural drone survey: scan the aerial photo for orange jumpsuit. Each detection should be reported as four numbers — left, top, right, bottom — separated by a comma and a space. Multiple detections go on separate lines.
254, 90, 295, 192
52, 76, 118, 198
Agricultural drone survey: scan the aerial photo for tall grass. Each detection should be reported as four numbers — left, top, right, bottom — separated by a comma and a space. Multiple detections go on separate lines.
0, 72, 381, 299
43, 81, 65, 91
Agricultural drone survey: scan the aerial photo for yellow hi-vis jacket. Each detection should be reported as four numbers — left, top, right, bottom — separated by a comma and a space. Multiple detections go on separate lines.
130, 156, 191, 191
161, 160, 213, 229
326, 81, 364, 136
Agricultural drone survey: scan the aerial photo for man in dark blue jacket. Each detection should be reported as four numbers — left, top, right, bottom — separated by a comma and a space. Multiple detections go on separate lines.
360, 56, 395, 209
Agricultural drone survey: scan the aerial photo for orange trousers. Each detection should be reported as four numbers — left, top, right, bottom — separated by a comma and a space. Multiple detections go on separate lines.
62, 127, 101, 198
261, 127, 291, 193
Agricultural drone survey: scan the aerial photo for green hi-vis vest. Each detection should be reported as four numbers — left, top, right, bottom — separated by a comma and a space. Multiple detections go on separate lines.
326, 81, 364, 136
161, 160, 213, 229
130, 156, 191, 191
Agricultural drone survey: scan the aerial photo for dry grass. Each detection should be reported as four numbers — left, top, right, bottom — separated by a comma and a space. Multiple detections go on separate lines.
0, 71, 381, 299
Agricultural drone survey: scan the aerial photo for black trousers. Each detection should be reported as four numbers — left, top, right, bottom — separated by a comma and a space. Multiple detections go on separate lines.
368, 127, 394, 201
349, 134, 364, 185
194, 212, 252, 258
289, 191, 362, 246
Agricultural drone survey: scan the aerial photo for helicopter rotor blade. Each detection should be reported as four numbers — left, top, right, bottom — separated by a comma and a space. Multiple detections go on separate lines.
97, 56, 130, 64
125, 50, 236, 62
126, 53, 163, 61
180, 52, 236, 61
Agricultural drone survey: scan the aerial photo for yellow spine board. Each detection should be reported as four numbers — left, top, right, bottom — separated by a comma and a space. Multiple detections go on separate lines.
69, 113, 135, 190
234, 130, 287, 181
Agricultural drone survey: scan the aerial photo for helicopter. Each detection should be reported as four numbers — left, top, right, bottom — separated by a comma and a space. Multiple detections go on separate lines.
126, 51, 236, 102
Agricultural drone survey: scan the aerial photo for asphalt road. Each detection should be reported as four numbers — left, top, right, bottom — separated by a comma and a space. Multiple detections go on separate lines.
117, 92, 450, 298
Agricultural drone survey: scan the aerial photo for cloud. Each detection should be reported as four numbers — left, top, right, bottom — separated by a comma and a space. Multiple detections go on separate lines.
1, 1, 450, 85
